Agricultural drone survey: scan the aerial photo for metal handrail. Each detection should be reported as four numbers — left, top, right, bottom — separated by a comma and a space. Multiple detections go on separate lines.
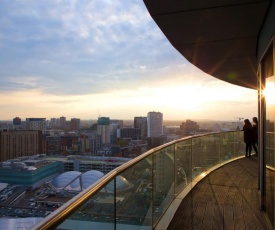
31, 131, 241, 229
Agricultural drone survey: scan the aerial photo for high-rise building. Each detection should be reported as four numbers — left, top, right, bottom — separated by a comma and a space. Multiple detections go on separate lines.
147, 112, 163, 137
60, 116, 66, 128
134, 117, 147, 139
26, 118, 46, 131
97, 117, 110, 144
0, 130, 42, 162
70, 118, 81, 131
90, 134, 102, 154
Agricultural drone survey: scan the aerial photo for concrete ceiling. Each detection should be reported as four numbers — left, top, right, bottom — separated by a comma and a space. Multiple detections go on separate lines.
143, 0, 270, 89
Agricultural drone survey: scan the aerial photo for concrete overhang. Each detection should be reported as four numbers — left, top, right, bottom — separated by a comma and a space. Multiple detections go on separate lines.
143, 0, 270, 89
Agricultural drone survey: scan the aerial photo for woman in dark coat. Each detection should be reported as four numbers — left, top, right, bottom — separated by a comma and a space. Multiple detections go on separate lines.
252, 117, 258, 156
243, 119, 253, 157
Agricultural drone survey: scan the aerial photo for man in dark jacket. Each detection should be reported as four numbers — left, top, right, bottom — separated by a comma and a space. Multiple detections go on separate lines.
243, 119, 253, 157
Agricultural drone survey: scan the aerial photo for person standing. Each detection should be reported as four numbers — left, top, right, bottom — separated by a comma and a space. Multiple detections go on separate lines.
243, 119, 253, 157
252, 117, 258, 156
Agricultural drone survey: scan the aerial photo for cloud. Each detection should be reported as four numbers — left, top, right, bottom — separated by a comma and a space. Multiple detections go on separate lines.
0, 1, 258, 120
0, 0, 181, 96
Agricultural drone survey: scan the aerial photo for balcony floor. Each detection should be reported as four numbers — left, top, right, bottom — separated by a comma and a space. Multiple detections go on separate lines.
168, 156, 269, 229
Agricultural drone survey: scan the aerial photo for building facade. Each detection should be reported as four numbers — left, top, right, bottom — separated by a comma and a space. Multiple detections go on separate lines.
147, 112, 163, 138
117, 128, 141, 140
70, 118, 80, 131
180, 119, 199, 136
26, 118, 46, 131
12, 117, 22, 130
0, 130, 42, 162
60, 116, 66, 128
134, 117, 147, 139
0, 159, 60, 188
97, 117, 111, 144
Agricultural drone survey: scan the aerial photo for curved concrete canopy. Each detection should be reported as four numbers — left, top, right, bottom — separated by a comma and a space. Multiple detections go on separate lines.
143, 0, 270, 89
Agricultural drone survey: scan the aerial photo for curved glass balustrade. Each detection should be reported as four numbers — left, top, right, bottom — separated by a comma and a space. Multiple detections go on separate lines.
266, 132, 275, 169
31, 131, 245, 230
266, 132, 275, 226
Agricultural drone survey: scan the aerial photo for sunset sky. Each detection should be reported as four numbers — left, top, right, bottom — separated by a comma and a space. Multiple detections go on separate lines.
0, 0, 257, 121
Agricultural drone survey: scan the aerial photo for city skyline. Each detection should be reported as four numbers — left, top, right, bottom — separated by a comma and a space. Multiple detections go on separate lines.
0, 1, 257, 121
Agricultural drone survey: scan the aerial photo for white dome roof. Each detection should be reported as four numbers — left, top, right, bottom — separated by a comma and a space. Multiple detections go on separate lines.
52, 171, 81, 189
82, 170, 104, 189
51, 170, 132, 192
106, 175, 133, 192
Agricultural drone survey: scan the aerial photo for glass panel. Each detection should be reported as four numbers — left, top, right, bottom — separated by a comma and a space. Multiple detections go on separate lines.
204, 134, 221, 169
266, 133, 275, 168
116, 157, 152, 230
152, 145, 174, 226
192, 137, 205, 178
219, 131, 245, 160
220, 132, 236, 160
56, 180, 115, 230
265, 74, 275, 227
232, 131, 246, 158
175, 139, 192, 195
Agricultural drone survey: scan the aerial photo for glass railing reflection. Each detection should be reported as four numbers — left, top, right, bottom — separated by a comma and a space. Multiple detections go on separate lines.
266, 132, 275, 169
266, 132, 275, 227
57, 180, 115, 230
31, 131, 245, 230
152, 145, 174, 226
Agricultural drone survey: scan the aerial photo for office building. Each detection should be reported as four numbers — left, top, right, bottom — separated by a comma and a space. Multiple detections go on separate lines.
45, 136, 60, 155
26, 118, 46, 131
90, 134, 102, 154
134, 117, 147, 139
0, 157, 60, 188
117, 128, 141, 140
97, 117, 110, 144
147, 112, 163, 137
60, 116, 66, 128
0, 130, 42, 162
70, 118, 80, 131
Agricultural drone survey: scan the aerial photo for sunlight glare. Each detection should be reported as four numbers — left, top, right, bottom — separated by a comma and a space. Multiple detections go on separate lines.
263, 78, 275, 105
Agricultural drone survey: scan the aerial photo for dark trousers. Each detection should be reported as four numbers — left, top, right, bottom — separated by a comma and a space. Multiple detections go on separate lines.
252, 141, 258, 155
245, 141, 252, 156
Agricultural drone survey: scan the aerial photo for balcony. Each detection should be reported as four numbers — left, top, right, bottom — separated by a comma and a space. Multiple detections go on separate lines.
167, 157, 267, 229
27, 131, 270, 229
